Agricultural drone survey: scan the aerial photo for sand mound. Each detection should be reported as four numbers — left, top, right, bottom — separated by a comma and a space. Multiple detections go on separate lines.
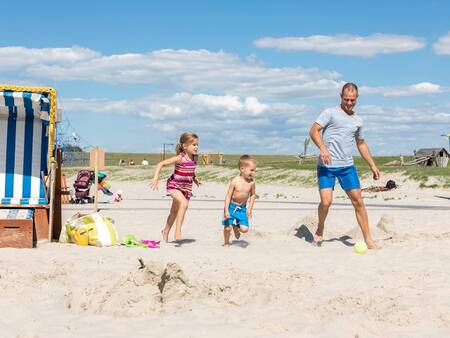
65, 259, 317, 317
288, 215, 317, 235
67, 260, 195, 316
344, 214, 397, 241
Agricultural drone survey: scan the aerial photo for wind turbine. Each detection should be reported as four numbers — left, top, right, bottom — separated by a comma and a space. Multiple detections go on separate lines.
442, 134, 450, 152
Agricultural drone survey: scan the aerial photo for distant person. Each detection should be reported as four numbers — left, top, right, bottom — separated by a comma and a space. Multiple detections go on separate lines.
150, 132, 201, 242
222, 155, 256, 246
141, 158, 149, 166
309, 82, 380, 250
128, 159, 135, 166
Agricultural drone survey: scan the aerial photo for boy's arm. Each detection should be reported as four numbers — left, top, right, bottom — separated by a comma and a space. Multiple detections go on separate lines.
247, 182, 256, 218
149, 155, 181, 190
356, 139, 380, 180
224, 179, 235, 218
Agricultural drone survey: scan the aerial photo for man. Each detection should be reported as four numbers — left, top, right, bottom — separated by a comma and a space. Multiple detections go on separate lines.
309, 83, 380, 249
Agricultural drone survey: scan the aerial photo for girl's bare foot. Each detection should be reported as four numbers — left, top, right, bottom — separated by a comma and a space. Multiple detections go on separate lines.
174, 232, 182, 242
233, 226, 241, 239
161, 228, 170, 243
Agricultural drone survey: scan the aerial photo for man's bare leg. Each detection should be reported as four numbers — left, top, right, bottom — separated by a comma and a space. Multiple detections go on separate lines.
346, 189, 380, 250
315, 188, 333, 242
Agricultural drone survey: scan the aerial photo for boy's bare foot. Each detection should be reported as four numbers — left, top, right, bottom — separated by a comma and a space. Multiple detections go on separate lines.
233, 226, 241, 239
161, 228, 169, 243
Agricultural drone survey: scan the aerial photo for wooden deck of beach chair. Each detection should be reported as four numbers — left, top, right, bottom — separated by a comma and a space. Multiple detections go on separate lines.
0, 85, 60, 248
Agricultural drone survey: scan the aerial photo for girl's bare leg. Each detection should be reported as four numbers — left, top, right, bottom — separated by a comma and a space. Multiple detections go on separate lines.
162, 199, 179, 242
170, 190, 189, 241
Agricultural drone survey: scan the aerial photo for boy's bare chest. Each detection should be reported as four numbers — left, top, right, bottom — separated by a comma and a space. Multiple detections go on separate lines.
235, 180, 252, 193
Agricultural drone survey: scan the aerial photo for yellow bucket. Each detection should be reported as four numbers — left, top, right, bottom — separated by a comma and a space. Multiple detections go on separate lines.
71, 228, 89, 246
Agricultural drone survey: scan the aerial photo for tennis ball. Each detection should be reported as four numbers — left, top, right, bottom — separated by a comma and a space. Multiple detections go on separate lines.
354, 241, 368, 254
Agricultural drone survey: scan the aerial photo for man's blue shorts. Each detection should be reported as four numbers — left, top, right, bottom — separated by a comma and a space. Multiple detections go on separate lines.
317, 165, 361, 191
222, 202, 249, 227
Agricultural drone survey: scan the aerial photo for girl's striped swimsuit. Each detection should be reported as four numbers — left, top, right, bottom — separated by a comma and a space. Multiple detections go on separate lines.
166, 152, 197, 200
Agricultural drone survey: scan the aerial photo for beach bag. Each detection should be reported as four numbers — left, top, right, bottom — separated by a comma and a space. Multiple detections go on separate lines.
60, 212, 119, 247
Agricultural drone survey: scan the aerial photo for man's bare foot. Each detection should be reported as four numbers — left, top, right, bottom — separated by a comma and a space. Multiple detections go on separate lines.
161, 228, 170, 243
222, 242, 231, 247
313, 233, 323, 242
233, 226, 241, 239
366, 241, 381, 250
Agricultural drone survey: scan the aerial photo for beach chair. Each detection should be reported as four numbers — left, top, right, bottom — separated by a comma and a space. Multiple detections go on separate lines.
0, 85, 59, 248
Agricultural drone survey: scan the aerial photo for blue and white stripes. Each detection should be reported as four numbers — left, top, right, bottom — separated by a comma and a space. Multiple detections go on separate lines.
0, 90, 50, 205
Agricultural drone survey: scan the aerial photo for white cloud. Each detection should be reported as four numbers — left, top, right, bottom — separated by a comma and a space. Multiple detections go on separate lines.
432, 32, 450, 55
61, 93, 313, 153
361, 82, 445, 97
0, 46, 342, 99
63, 93, 284, 120
61, 93, 450, 155
0, 46, 99, 71
254, 34, 426, 57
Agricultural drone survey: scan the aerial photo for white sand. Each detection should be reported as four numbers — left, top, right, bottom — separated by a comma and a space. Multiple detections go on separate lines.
1, 175, 450, 337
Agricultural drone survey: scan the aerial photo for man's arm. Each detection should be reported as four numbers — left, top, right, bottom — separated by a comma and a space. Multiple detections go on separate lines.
356, 139, 380, 180
309, 123, 332, 165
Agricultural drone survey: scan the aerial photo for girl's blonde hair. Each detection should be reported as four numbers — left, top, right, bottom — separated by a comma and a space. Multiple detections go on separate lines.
175, 132, 199, 154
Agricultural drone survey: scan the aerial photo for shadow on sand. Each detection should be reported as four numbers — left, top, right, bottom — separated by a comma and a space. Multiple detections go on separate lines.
435, 195, 450, 200
172, 239, 196, 247
230, 240, 249, 248
295, 224, 354, 247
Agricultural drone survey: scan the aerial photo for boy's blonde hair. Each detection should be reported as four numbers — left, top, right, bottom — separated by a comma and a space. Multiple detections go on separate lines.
238, 154, 256, 169
176, 132, 198, 154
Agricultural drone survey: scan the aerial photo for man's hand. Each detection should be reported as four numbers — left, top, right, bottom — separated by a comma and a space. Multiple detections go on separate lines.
224, 210, 230, 219
371, 165, 381, 180
320, 146, 332, 165
246, 209, 252, 219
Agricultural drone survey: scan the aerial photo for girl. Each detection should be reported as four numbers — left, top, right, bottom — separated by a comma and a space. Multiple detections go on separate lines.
150, 132, 201, 242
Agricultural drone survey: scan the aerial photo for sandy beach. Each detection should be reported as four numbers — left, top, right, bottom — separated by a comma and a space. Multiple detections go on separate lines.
1, 174, 449, 338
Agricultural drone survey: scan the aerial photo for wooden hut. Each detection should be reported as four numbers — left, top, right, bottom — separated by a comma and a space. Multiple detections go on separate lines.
415, 148, 449, 167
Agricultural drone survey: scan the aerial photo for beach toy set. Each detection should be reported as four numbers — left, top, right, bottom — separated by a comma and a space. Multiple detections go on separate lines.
121, 234, 159, 248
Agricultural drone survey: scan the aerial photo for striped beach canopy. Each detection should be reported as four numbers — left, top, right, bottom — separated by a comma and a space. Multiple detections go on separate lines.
0, 90, 51, 205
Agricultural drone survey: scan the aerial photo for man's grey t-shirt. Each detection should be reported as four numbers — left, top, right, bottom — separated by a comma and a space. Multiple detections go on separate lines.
315, 106, 364, 168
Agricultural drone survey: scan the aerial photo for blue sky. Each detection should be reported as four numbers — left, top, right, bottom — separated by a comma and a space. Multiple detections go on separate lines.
1, 0, 449, 155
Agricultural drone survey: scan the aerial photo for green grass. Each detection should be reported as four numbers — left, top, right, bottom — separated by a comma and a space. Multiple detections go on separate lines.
62, 153, 450, 188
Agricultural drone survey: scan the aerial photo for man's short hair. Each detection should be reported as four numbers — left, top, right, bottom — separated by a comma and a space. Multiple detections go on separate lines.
238, 155, 255, 168
341, 82, 358, 96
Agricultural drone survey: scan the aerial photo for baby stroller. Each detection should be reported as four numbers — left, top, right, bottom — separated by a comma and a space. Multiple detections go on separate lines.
72, 170, 95, 204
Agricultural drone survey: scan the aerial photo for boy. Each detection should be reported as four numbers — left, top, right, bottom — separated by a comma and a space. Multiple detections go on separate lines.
222, 155, 256, 246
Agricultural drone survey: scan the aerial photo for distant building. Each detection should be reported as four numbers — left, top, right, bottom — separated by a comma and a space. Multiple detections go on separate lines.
415, 148, 449, 167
